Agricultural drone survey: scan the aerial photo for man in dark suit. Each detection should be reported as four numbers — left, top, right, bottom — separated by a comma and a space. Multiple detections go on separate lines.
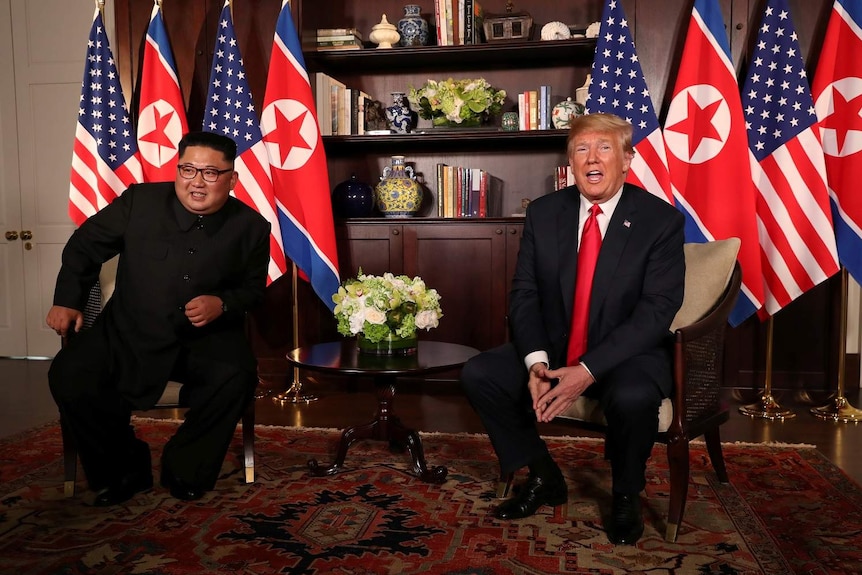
47, 131, 270, 506
461, 113, 685, 544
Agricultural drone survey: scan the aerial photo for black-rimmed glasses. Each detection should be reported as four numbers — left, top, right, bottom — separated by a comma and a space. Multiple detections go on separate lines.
177, 164, 233, 183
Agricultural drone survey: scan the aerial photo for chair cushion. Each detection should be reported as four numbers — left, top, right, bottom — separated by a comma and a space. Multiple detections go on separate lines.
670, 238, 740, 332
155, 381, 183, 406
559, 396, 674, 432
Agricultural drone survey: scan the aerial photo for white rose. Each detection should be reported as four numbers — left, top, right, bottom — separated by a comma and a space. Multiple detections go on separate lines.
415, 310, 439, 330
364, 307, 387, 325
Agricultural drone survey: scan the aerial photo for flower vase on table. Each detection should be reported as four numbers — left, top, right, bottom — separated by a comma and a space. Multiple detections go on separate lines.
357, 332, 418, 355
332, 271, 443, 357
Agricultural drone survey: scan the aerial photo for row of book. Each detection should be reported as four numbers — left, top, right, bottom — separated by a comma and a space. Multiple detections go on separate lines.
313, 72, 372, 136
316, 27, 363, 51
434, 0, 485, 46
517, 85, 554, 130
435, 164, 501, 218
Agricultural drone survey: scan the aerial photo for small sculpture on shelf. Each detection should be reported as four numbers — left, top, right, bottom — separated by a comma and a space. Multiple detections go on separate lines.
369, 14, 400, 49
365, 99, 392, 134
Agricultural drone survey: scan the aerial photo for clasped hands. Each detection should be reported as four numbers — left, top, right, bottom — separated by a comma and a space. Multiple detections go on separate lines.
45, 295, 225, 336
529, 362, 595, 423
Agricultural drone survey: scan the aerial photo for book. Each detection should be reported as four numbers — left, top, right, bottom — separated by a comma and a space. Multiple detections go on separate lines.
317, 27, 363, 40
315, 34, 362, 43
314, 72, 333, 135
315, 43, 362, 51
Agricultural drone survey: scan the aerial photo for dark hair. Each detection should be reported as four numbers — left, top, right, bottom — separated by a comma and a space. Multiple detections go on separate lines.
178, 131, 238, 163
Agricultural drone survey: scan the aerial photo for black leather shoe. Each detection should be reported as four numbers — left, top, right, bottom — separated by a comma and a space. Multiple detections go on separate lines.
93, 470, 153, 507
607, 493, 644, 545
160, 468, 205, 502
494, 474, 567, 520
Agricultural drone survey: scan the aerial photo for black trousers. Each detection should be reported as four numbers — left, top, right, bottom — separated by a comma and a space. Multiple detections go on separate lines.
460, 342, 665, 494
49, 323, 256, 491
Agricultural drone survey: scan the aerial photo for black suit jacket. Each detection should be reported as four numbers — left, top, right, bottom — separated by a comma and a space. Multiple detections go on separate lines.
53, 183, 270, 408
509, 183, 685, 392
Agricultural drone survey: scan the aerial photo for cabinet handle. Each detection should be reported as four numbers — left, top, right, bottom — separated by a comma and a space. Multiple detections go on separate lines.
495, 228, 503, 235
392, 229, 400, 236
509, 228, 518, 235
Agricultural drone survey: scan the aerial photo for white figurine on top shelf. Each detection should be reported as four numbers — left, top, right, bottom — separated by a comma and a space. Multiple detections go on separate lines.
370, 14, 400, 49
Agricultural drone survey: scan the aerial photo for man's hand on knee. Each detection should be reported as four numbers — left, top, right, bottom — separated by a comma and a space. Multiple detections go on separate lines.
46, 305, 83, 338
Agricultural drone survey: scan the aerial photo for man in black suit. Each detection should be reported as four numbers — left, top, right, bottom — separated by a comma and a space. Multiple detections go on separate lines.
47, 131, 270, 506
461, 113, 684, 544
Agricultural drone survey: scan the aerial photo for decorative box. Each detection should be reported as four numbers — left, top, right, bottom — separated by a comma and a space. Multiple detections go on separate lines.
483, 12, 533, 42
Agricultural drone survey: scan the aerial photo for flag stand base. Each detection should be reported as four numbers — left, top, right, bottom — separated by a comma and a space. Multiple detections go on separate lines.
810, 396, 862, 423
739, 393, 796, 420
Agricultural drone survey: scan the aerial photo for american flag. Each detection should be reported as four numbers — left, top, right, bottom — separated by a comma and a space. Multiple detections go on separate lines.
137, 0, 188, 182
586, 0, 673, 204
664, 0, 763, 325
203, 1, 287, 285
69, 7, 141, 226
742, 0, 839, 316
812, 0, 862, 285
262, 0, 340, 310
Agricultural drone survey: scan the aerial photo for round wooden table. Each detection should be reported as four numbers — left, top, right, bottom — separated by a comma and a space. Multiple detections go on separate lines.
286, 340, 479, 483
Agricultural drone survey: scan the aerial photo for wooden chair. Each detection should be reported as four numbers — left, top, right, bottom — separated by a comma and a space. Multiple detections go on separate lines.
497, 238, 742, 542
60, 259, 256, 496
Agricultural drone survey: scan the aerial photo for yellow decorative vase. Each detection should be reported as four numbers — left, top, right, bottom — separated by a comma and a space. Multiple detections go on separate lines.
375, 155, 423, 218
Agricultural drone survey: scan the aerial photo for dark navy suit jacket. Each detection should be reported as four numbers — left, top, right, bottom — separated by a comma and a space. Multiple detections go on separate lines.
508, 183, 685, 395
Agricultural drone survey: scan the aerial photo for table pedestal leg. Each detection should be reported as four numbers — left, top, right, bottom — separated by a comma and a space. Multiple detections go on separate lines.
307, 375, 448, 483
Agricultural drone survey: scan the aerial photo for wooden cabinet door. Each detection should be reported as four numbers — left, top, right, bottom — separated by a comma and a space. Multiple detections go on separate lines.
402, 221, 507, 350
336, 221, 404, 277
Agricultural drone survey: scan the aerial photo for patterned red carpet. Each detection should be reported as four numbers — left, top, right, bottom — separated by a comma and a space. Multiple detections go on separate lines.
1, 419, 860, 574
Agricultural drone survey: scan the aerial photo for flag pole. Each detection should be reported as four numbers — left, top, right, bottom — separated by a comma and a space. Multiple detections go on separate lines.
739, 316, 796, 420
811, 268, 862, 422
272, 262, 318, 403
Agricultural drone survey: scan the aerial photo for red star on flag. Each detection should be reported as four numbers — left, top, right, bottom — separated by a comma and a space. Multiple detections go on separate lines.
665, 94, 723, 158
264, 105, 312, 167
138, 107, 176, 150
820, 86, 862, 154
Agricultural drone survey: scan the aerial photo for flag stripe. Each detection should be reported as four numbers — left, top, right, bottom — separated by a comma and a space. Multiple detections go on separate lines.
69, 8, 140, 227
812, 0, 862, 285
587, 0, 672, 204
666, 0, 764, 325
743, 0, 839, 316
203, 1, 287, 285
263, 0, 339, 310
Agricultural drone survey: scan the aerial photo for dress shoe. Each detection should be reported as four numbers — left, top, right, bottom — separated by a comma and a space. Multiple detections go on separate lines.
494, 474, 567, 520
92, 470, 153, 507
160, 468, 205, 502
607, 492, 644, 545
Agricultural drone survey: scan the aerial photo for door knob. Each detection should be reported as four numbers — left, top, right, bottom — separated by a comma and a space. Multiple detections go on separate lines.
20, 230, 32, 241
4, 231, 18, 241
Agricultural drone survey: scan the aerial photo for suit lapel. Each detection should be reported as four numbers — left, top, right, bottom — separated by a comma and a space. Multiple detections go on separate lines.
590, 186, 636, 316
557, 189, 580, 321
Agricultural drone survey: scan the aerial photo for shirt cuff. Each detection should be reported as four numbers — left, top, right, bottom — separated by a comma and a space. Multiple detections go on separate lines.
580, 361, 596, 382
524, 350, 549, 372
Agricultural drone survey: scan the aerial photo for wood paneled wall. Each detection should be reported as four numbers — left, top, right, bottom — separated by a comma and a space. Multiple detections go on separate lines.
112, 0, 855, 391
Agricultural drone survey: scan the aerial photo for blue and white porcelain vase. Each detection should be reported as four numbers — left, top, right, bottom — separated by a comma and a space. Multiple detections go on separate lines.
385, 92, 414, 134
397, 4, 429, 47
375, 156, 423, 217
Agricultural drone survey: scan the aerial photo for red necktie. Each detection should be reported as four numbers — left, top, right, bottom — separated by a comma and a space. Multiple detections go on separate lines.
567, 204, 602, 365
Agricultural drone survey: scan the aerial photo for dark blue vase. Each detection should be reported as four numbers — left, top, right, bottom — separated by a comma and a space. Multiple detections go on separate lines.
332, 174, 374, 218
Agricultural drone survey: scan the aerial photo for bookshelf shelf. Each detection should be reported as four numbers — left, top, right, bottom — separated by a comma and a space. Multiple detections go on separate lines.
304, 38, 597, 72
322, 128, 568, 154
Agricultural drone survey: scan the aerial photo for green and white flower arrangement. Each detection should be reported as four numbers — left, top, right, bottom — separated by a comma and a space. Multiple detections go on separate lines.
332, 271, 443, 343
408, 77, 507, 127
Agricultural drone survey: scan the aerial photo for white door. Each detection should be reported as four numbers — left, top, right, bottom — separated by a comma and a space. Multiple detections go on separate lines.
0, 0, 95, 357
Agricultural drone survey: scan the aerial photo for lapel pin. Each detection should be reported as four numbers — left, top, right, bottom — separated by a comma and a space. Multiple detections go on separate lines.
623, 220, 631, 228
